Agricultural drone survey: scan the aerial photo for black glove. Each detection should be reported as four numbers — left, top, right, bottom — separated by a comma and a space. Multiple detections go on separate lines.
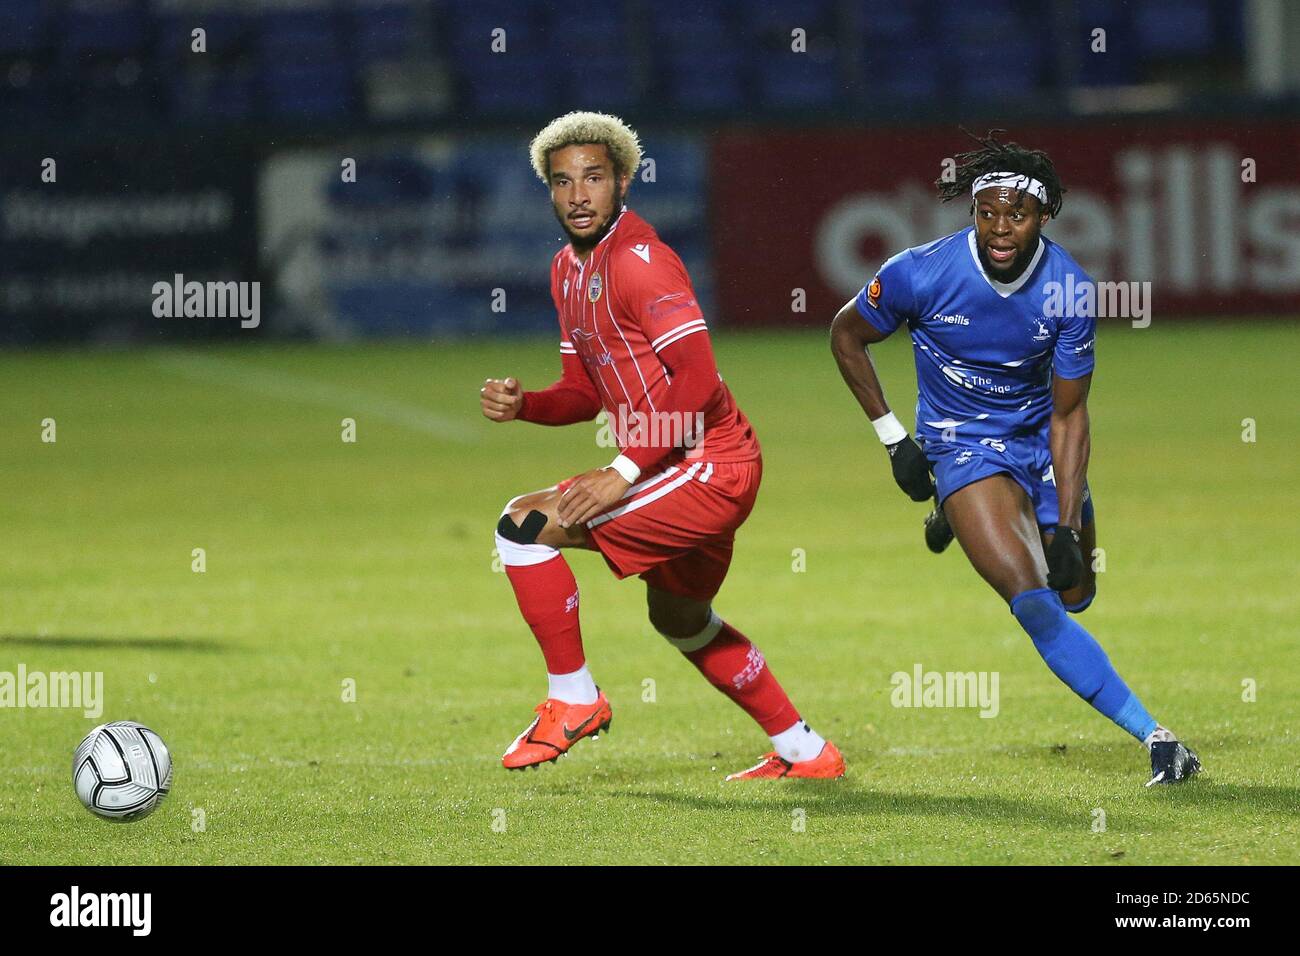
886, 436, 935, 502
1046, 525, 1084, 591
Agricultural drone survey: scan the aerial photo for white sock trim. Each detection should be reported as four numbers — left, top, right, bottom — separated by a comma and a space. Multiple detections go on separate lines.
1142, 725, 1176, 751
658, 610, 723, 653
494, 531, 559, 567
770, 720, 827, 764
547, 665, 598, 705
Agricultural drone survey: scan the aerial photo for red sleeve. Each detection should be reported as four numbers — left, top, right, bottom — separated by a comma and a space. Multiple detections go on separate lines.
610, 242, 720, 474
517, 346, 602, 425
619, 321, 724, 475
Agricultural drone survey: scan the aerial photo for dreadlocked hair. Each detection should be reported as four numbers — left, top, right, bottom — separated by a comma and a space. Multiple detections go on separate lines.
935, 128, 1065, 218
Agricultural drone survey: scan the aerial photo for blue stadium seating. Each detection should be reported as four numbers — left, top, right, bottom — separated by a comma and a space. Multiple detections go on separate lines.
63, 0, 148, 56
1074, 0, 1140, 86
152, 7, 251, 63
661, 47, 747, 111
757, 51, 841, 109
351, 2, 415, 64
264, 62, 352, 117
858, 0, 924, 39
954, 42, 1046, 99
256, 7, 343, 64
0, 0, 47, 55
862, 46, 940, 101
1133, 0, 1214, 57
744, 0, 837, 33
170, 65, 257, 121
462, 53, 557, 112
0, 0, 1252, 126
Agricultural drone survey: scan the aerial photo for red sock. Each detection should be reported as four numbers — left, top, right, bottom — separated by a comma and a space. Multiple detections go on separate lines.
504, 554, 585, 674
683, 622, 799, 735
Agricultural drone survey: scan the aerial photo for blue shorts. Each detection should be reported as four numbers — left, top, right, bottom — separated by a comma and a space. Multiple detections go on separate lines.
920, 433, 1095, 530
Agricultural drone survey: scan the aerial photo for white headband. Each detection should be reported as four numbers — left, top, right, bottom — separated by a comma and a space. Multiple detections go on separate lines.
971, 172, 1048, 205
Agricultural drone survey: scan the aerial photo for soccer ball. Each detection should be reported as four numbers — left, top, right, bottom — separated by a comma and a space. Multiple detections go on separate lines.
73, 721, 173, 821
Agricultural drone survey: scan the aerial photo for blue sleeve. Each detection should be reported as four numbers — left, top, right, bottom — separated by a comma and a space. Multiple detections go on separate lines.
1053, 265, 1097, 380
854, 250, 916, 336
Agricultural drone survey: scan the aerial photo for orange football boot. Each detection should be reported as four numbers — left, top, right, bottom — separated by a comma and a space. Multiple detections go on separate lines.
501, 692, 612, 770
725, 741, 846, 781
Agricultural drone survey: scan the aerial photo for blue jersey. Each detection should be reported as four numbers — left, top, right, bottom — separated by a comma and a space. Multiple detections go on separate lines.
855, 227, 1096, 443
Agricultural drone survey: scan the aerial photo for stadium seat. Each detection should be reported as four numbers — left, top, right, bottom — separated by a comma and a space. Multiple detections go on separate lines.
446, 0, 543, 61
170, 64, 257, 120
0, 63, 56, 121
743, 0, 837, 33
325, 152, 436, 205
1133, 0, 1214, 57
757, 51, 841, 109
954, 42, 1046, 99
550, 5, 626, 51
264, 62, 353, 118
256, 5, 343, 64
661, 47, 747, 110
560, 56, 637, 110
862, 46, 940, 101
647, 2, 734, 51
1072, 0, 1139, 86
153, 5, 252, 63
858, 0, 924, 39
461, 53, 557, 112
548, 5, 631, 105
63, 0, 148, 56
936, 0, 1021, 35
350, 1, 416, 64
0, 0, 47, 55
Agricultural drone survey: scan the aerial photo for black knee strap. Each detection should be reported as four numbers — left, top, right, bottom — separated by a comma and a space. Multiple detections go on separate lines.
497, 510, 548, 545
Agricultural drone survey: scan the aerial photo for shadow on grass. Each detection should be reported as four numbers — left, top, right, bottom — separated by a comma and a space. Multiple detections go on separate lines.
611, 776, 1300, 827
1145, 781, 1300, 814
622, 785, 1084, 829
0, 634, 231, 653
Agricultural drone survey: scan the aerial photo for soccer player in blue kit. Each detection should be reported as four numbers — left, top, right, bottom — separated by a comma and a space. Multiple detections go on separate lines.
830, 132, 1200, 786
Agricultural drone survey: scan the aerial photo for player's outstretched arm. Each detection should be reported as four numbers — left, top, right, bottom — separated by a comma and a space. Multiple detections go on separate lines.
830, 298, 933, 501
480, 351, 602, 426
1046, 371, 1092, 588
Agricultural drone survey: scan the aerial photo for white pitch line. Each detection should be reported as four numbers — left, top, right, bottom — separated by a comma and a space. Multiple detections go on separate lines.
150, 352, 478, 443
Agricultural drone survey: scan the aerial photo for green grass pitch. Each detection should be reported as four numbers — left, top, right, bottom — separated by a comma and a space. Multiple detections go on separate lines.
0, 322, 1296, 865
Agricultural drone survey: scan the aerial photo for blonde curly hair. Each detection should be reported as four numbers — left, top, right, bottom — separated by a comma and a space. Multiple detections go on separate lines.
529, 111, 643, 184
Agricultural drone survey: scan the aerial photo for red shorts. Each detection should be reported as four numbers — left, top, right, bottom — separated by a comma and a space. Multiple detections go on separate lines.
558, 458, 762, 602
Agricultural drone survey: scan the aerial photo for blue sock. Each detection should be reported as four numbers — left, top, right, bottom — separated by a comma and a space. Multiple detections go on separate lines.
1010, 588, 1157, 742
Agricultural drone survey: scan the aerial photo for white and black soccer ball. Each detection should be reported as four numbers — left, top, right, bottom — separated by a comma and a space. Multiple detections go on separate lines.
73, 721, 173, 821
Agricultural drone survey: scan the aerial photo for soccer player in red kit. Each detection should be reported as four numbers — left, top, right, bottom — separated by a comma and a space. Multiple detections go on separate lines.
480, 111, 843, 780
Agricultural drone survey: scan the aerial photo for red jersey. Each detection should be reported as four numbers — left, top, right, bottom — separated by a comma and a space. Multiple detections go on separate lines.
547, 208, 760, 469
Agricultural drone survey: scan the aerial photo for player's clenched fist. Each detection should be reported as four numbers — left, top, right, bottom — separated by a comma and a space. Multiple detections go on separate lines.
887, 435, 935, 502
481, 377, 523, 422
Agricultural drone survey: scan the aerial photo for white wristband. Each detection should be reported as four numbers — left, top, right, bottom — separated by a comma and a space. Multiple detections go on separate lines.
870, 411, 909, 445
609, 454, 641, 483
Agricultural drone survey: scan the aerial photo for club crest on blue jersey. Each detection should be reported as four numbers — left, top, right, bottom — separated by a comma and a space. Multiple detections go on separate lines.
1030, 317, 1053, 343
588, 273, 603, 303
867, 276, 882, 308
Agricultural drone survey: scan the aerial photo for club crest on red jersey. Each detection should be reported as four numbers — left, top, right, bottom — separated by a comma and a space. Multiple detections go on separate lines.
588, 273, 603, 303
